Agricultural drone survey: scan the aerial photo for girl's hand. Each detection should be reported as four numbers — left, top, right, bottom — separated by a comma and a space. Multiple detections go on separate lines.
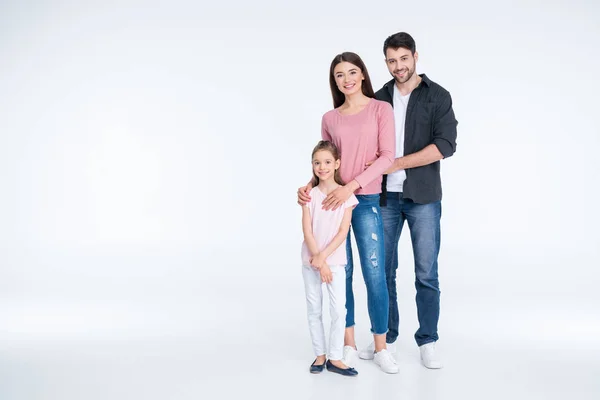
322, 185, 352, 211
320, 265, 333, 284
297, 184, 313, 206
311, 254, 326, 270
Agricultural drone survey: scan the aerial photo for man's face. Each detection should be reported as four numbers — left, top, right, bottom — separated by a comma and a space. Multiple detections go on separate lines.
385, 47, 418, 84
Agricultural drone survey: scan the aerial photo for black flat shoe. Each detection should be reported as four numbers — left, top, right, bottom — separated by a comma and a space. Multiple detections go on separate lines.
326, 359, 358, 376
310, 358, 326, 374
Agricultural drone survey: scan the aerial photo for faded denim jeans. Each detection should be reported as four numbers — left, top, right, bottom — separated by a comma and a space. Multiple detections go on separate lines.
345, 194, 389, 335
381, 192, 441, 346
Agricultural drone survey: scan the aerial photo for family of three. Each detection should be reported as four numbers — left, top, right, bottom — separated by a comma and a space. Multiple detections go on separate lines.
298, 32, 458, 376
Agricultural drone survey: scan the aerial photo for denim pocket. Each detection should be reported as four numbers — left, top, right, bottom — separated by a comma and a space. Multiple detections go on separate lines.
357, 194, 380, 204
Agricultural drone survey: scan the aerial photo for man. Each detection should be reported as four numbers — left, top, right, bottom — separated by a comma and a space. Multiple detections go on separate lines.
360, 32, 458, 369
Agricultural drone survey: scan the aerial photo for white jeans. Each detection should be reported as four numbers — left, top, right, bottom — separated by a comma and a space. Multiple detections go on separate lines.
302, 264, 346, 361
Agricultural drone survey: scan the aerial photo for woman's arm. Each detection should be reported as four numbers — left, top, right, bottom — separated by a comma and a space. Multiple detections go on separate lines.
352, 102, 395, 188
298, 116, 333, 206
322, 103, 395, 211
321, 115, 332, 142
297, 179, 315, 206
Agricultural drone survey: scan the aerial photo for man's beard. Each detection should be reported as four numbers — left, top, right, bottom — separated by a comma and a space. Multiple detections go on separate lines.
393, 64, 415, 84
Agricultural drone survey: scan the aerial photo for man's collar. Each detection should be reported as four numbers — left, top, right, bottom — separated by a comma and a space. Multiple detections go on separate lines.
385, 73, 431, 95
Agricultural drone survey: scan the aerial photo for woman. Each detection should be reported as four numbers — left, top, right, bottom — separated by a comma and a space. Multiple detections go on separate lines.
297, 52, 399, 374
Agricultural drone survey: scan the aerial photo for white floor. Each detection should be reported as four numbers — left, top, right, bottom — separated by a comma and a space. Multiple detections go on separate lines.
1, 249, 599, 400
2, 333, 597, 400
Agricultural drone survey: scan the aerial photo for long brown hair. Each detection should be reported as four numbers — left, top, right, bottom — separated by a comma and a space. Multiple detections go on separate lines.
329, 52, 375, 109
311, 141, 344, 186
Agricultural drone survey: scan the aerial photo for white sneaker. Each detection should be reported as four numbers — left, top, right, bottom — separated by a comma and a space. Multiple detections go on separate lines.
358, 341, 397, 360
358, 342, 375, 360
342, 345, 358, 367
387, 341, 397, 354
373, 349, 399, 374
419, 342, 443, 369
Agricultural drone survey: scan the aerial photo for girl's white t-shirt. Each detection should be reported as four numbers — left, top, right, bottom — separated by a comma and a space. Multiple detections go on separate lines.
301, 186, 359, 266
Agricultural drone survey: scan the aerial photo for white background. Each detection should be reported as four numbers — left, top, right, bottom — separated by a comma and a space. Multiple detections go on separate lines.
1, 0, 599, 399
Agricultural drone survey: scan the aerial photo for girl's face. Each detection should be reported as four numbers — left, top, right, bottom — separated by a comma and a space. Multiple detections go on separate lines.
333, 61, 364, 97
312, 150, 340, 182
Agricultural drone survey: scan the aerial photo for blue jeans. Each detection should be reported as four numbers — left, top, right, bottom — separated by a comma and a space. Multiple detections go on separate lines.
381, 192, 441, 346
345, 194, 388, 335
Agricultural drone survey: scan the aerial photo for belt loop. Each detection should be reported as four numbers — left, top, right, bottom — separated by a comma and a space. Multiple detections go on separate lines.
380, 175, 388, 207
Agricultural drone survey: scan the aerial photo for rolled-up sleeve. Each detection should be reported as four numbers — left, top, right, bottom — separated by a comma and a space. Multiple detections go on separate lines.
354, 102, 395, 188
432, 92, 458, 158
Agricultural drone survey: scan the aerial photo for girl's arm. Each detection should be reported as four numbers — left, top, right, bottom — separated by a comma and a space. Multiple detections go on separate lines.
311, 206, 353, 267
302, 205, 320, 257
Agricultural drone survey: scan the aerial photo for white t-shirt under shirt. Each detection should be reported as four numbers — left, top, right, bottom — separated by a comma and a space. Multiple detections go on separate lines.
386, 84, 411, 193
301, 187, 359, 266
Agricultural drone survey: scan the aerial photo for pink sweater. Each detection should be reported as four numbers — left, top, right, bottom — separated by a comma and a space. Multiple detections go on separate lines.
321, 99, 396, 195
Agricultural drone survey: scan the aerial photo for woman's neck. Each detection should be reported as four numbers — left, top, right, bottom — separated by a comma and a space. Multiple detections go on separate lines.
343, 92, 370, 108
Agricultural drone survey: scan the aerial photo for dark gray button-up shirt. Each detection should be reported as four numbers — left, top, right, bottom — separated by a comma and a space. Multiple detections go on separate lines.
375, 74, 458, 205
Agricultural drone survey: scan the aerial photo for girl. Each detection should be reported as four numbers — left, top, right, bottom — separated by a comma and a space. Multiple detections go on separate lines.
301, 140, 358, 376
297, 52, 399, 374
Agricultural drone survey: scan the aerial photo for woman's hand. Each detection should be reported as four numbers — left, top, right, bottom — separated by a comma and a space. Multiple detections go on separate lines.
297, 183, 313, 206
322, 184, 354, 211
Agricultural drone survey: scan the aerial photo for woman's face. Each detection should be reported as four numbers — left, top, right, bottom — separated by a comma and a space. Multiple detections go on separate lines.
333, 61, 364, 97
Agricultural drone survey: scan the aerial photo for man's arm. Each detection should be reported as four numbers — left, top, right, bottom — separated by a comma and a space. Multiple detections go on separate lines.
388, 143, 443, 172
386, 91, 457, 174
